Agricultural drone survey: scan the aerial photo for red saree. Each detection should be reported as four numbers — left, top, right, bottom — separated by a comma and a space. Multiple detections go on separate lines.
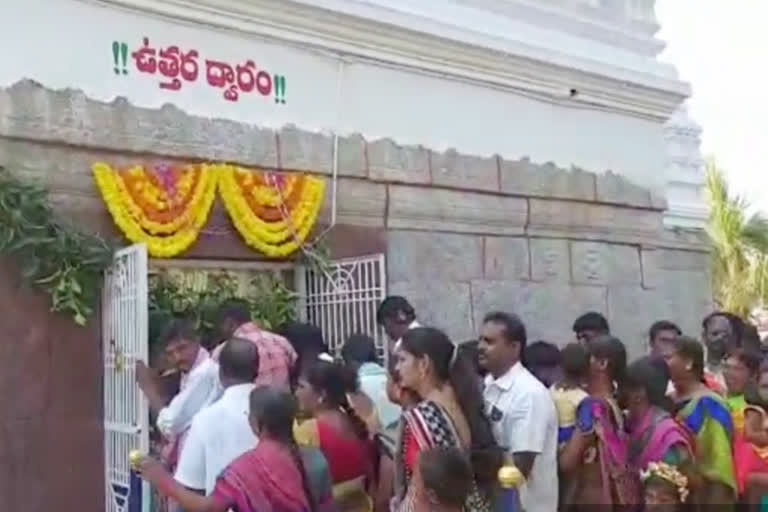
211, 439, 325, 512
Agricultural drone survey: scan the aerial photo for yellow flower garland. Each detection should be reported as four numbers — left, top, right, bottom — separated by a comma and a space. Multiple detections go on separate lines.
92, 163, 218, 258
217, 165, 325, 258
92, 162, 325, 259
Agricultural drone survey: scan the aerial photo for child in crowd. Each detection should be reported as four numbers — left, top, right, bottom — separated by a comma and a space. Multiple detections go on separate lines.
413, 447, 474, 512
524, 340, 562, 387
735, 362, 768, 506
550, 343, 590, 449
641, 461, 689, 511
724, 348, 761, 436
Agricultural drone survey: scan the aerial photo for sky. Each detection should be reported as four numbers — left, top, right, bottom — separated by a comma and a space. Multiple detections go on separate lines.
657, 0, 768, 214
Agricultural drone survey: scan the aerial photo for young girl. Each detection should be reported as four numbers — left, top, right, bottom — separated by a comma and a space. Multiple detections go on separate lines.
724, 349, 761, 437
734, 362, 768, 507
641, 461, 690, 512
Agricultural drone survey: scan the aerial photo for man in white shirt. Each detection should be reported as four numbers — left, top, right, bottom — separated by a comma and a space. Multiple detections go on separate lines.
478, 311, 558, 512
377, 296, 420, 353
175, 337, 259, 494
136, 320, 222, 445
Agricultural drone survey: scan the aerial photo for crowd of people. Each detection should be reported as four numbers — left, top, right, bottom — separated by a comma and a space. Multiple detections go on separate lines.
133, 295, 768, 511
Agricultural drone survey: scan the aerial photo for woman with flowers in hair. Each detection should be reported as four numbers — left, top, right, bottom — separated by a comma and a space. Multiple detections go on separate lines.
642, 462, 690, 511
665, 336, 736, 506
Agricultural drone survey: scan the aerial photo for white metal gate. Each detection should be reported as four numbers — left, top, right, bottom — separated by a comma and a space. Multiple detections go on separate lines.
295, 254, 387, 359
103, 244, 149, 512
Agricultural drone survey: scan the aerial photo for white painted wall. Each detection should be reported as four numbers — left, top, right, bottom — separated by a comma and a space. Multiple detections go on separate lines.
1, 0, 671, 194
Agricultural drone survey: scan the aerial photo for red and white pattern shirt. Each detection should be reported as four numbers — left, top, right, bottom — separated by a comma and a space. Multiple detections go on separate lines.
214, 322, 297, 390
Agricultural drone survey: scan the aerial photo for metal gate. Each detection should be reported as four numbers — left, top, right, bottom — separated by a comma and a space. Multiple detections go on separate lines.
103, 244, 149, 512
295, 254, 387, 359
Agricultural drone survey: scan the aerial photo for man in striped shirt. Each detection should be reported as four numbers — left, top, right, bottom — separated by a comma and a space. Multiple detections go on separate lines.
213, 299, 297, 391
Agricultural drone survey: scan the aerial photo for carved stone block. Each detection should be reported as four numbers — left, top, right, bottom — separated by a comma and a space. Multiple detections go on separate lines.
337, 133, 368, 177
571, 241, 641, 286
389, 280, 475, 342
500, 157, 595, 201
470, 280, 607, 344
530, 239, 570, 282
279, 125, 334, 174
595, 170, 654, 208
318, 178, 386, 227
388, 185, 527, 235
527, 198, 664, 245
431, 149, 499, 192
484, 237, 530, 280
367, 138, 430, 184
387, 231, 483, 283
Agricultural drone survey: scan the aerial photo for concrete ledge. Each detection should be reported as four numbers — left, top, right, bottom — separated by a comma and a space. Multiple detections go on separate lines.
527, 198, 664, 246
501, 158, 594, 202
319, 178, 386, 227
430, 149, 499, 192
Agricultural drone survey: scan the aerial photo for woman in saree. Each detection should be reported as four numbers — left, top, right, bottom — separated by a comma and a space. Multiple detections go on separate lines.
138, 387, 336, 512
665, 335, 737, 506
622, 357, 694, 477
559, 335, 641, 510
295, 357, 375, 512
393, 327, 502, 512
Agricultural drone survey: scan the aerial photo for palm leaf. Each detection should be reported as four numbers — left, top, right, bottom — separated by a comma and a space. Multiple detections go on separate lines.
706, 159, 768, 316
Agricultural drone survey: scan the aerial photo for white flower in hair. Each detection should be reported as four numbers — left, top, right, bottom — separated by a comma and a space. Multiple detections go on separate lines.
318, 353, 334, 363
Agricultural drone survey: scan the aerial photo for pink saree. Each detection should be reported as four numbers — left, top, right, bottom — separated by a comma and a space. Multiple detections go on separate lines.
628, 408, 693, 473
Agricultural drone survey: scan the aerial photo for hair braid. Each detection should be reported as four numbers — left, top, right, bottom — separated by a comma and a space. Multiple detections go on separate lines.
288, 439, 317, 512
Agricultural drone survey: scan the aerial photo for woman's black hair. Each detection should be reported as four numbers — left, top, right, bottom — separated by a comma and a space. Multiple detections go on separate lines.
672, 335, 705, 381
623, 356, 672, 412
400, 327, 502, 490
303, 359, 368, 440
588, 335, 628, 384
250, 387, 316, 512
457, 340, 486, 378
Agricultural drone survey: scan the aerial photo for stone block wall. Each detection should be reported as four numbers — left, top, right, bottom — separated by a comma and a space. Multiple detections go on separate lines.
0, 79, 712, 358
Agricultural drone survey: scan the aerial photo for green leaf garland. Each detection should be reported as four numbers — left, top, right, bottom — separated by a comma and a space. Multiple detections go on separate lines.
0, 167, 115, 325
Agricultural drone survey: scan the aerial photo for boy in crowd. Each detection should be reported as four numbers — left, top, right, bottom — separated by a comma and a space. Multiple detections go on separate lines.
550, 343, 589, 450
414, 447, 474, 512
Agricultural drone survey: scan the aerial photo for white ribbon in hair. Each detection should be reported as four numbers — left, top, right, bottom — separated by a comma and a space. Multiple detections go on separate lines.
318, 352, 335, 363
449, 344, 459, 367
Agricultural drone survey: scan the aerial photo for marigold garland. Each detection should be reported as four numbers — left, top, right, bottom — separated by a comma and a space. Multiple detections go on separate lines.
92, 162, 217, 258
217, 165, 325, 258
92, 162, 325, 259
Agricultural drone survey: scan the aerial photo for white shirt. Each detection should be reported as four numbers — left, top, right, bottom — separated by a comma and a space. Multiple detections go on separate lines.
174, 383, 258, 494
484, 362, 559, 512
156, 352, 222, 438
358, 362, 401, 428
392, 320, 421, 351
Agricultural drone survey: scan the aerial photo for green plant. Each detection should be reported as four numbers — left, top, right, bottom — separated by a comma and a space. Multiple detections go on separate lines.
706, 159, 768, 317
149, 269, 298, 350
0, 167, 114, 325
